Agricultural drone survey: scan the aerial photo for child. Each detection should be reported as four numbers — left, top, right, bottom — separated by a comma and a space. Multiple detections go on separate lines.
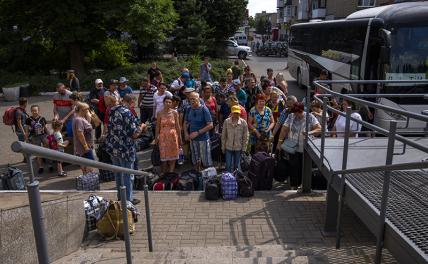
25, 105, 51, 174
50, 120, 69, 177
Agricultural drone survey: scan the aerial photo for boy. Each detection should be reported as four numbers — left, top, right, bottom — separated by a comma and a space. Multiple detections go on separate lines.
25, 105, 51, 174
50, 120, 69, 176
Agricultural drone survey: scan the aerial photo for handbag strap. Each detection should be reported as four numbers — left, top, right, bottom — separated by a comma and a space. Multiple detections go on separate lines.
104, 201, 121, 240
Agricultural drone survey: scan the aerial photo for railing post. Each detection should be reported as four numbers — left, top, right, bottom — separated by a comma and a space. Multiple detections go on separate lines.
335, 107, 352, 249
302, 81, 312, 192
320, 96, 328, 162
143, 175, 154, 252
26, 153, 49, 264
375, 121, 397, 264
120, 172, 133, 264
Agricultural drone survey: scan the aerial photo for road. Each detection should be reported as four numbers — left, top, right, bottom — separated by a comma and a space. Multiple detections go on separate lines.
244, 55, 306, 101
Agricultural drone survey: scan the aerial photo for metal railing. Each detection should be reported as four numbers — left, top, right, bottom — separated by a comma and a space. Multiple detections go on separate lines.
11, 141, 154, 264
303, 80, 428, 264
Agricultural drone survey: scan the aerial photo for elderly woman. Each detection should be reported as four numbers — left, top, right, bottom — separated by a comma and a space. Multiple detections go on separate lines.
248, 93, 275, 153
277, 102, 321, 189
275, 72, 288, 96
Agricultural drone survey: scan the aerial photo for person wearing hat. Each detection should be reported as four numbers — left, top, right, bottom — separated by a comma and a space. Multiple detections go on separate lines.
170, 72, 189, 94
104, 79, 120, 103
221, 105, 249, 172
118, 77, 133, 98
233, 79, 247, 107
227, 96, 247, 122
89, 79, 106, 139
277, 102, 321, 188
66, 69, 80, 92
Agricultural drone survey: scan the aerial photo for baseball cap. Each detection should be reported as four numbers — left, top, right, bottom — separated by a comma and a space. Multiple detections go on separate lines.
95, 79, 103, 85
231, 105, 241, 114
119, 77, 128, 83
232, 79, 241, 86
181, 72, 190, 79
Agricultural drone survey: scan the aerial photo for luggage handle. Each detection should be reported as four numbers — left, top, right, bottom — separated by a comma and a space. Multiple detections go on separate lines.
104, 201, 121, 240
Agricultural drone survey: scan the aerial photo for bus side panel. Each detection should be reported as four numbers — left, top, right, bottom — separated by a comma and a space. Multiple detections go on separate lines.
288, 49, 300, 80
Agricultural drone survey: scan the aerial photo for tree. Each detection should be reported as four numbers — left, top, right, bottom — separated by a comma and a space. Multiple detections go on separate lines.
248, 16, 256, 28
0, 0, 177, 73
255, 16, 270, 35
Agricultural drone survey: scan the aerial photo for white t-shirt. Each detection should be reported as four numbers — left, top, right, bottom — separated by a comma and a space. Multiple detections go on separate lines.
334, 112, 363, 138
154, 91, 173, 116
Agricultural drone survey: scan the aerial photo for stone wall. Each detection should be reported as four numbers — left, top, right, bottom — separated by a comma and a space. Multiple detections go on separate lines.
0, 195, 86, 264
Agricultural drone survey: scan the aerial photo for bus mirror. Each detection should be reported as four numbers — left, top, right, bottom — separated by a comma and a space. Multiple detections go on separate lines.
380, 46, 390, 64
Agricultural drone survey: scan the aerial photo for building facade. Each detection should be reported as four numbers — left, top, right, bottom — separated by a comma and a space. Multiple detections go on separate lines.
276, 0, 397, 38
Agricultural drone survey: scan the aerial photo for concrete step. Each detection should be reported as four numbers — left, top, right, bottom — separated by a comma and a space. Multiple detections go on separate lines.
52, 244, 390, 264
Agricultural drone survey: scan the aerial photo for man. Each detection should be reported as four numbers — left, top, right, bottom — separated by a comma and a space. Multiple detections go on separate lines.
266, 68, 275, 87
244, 78, 262, 111
89, 79, 106, 140
199, 57, 212, 82
170, 72, 189, 94
231, 60, 242, 81
53, 83, 73, 125
233, 79, 247, 107
147, 62, 162, 84
184, 92, 214, 169
67, 70, 80, 91
118, 77, 133, 98
106, 94, 146, 204
138, 78, 157, 123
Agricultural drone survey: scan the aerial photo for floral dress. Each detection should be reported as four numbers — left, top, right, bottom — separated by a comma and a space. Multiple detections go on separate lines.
249, 106, 273, 145
159, 110, 179, 161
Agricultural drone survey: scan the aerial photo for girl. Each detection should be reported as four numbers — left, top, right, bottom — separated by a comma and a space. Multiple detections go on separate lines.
51, 120, 69, 177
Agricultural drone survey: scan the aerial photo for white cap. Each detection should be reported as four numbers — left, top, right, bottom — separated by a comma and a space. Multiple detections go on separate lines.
232, 79, 241, 85
95, 79, 103, 85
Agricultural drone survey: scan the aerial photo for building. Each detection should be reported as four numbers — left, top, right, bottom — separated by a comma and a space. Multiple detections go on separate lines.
254, 11, 278, 41
276, 0, 400, 39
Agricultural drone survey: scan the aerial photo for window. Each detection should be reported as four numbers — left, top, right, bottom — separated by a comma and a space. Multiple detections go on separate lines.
358, 0, 375, 7
312, 0, 326, 9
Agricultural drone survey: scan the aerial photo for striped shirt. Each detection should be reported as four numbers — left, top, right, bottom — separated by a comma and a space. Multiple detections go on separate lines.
139, 85, 157, 108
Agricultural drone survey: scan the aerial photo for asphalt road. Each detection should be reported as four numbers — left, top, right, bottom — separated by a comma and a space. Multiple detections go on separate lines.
245, 55, 306, 101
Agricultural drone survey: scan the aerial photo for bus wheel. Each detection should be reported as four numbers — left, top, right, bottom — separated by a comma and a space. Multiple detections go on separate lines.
297, 69, 304, 89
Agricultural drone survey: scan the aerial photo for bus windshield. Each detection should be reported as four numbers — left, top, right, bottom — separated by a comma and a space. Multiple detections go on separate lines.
386, 25, 428, 82
383, 25, 428, 104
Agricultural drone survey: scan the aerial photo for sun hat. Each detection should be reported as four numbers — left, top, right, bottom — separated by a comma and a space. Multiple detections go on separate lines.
231, 105, 241, 114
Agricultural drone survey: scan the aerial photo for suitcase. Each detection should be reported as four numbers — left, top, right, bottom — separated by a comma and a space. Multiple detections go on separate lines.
248, 152, 275, 190
76, 172, 100, 191
153, 172, 179, 191
134, 173, 159, 190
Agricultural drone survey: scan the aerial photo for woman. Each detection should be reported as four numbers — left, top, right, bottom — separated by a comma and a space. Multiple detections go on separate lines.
311, 100, 329, 132
275, 72, 288, 96
332, 99, 363, 138
73, 102, 101, 173
243, 65, 257, 84
226, 69, 234, 91
153, 83, 173, 119
277, 102, 321, 189
62, 91, 82, 138
202, 84, 218, 131
267, 91, 286, 151
221, 105, 249, 172
155, 96, 182, 173
248, 94, 275, 153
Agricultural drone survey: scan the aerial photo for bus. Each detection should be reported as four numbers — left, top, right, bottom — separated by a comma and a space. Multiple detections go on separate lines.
288, 2, 428, 133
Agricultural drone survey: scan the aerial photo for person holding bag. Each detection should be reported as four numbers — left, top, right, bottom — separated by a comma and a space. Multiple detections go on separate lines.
277, 102, 321, 189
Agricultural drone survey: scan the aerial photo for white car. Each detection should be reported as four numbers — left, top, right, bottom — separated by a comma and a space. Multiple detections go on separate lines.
224, 40, 252, 59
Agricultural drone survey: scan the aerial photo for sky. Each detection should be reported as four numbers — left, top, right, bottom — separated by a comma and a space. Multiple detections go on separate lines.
248, 0, 277, 17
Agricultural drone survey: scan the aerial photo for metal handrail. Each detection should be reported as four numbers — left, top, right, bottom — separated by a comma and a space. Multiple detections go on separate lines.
11, 141, 154, 264
305, 79, 428, 264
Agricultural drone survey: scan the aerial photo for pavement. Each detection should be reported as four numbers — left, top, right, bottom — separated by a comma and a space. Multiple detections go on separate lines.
53, 191, 397, 263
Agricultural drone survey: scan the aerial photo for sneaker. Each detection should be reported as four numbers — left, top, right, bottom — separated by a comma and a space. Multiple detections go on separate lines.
131, 199, 141, 205
38, 168, 44, 174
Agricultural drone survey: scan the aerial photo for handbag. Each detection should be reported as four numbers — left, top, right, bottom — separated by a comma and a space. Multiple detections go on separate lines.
151, 144, 161, 166
96, 201, 135, 240
280, 114, 302, 155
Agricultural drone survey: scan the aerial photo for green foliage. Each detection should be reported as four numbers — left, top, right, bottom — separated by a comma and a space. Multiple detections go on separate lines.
88, 38, 131, 69
255, 16, 272, 35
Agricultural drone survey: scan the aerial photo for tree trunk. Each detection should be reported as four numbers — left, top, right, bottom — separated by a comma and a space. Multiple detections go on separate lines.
68, 42, 85, 76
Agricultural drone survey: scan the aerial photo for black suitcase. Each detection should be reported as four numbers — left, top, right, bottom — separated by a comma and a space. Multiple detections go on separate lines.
248, 152, 275, 190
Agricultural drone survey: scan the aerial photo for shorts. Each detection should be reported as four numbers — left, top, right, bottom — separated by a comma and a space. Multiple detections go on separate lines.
31, 135, 46, 146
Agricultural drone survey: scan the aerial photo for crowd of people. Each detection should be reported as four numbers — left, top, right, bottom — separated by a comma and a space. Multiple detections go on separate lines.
12, 59, 364, 201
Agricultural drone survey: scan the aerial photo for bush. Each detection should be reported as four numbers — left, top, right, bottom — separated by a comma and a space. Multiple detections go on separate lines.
0, 58, 233, 95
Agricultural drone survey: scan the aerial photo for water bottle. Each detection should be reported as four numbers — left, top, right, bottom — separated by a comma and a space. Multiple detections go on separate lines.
178, 147, 184, 165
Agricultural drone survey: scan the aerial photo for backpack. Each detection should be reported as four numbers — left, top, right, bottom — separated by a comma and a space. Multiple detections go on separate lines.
236, 171, 254, 197
152, 172, 179, 191
4, 166, 25, 190
3, 107, 17, 126
46, 134, 58, 150
240, 152, 252, 172
205, 176, 221, 200
248, 152, 276, 190
179, 169, 202, 191
220, 172, 238, 200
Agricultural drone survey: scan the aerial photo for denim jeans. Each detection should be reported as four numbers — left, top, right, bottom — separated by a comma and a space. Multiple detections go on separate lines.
225, 150, 241, 173
110, 156, 134, 201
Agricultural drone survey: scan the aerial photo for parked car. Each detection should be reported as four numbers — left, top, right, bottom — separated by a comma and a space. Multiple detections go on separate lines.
223, 40, 252, 59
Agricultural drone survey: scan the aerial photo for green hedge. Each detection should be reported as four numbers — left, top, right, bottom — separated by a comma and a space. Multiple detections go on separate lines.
0, 58, 232, 95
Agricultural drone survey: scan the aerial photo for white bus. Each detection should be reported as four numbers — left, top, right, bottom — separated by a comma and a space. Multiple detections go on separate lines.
288, 2, 428, 133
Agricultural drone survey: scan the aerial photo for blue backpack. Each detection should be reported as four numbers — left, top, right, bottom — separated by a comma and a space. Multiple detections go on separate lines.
220, 172, 238, 200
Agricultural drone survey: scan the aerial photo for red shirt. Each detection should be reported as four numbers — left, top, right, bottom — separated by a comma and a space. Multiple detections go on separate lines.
204, 96, 217, 114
